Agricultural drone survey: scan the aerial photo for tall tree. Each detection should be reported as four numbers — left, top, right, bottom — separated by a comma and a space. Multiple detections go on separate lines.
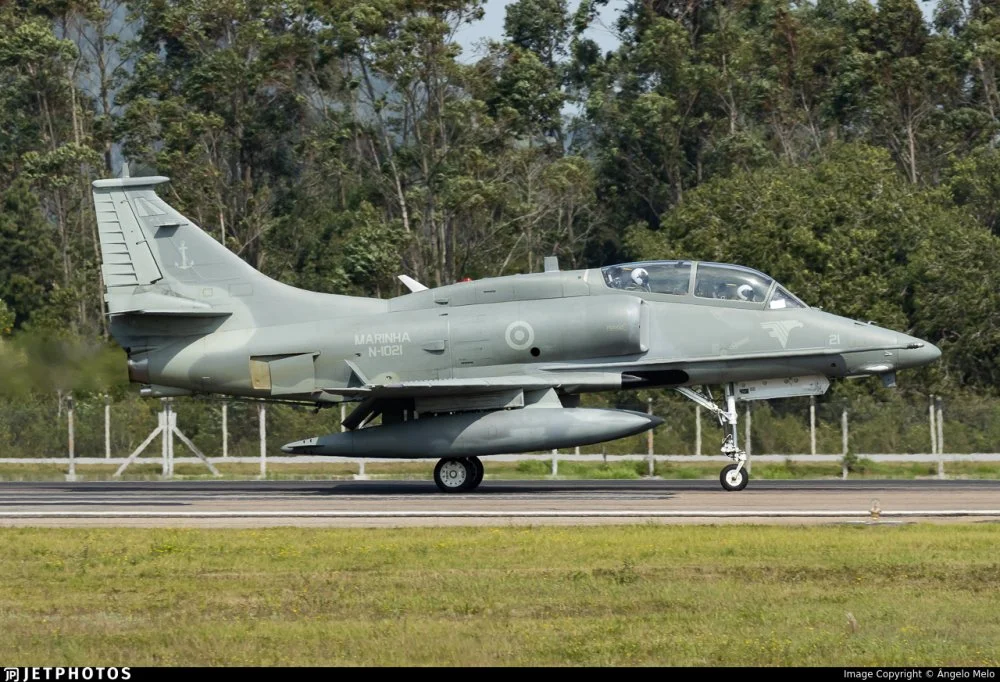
119, 0, 314, 270
627, 143, 1000, 387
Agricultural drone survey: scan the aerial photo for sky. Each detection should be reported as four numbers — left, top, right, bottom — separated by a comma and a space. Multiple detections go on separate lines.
454, 0, 625, 63
453, 0, 942, 63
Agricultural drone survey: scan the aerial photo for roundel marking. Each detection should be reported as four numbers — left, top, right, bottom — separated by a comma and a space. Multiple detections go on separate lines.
505, 320, 535, 351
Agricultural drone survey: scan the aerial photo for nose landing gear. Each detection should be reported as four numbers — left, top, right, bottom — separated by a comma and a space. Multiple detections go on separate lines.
674, 383, 750, 491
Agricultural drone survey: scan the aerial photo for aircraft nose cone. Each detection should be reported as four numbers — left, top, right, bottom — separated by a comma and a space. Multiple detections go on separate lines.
897, 337, 941, 369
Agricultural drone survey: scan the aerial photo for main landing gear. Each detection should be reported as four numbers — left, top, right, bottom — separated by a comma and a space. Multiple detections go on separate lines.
674, 384, 749, 491
433, 456, 484, 493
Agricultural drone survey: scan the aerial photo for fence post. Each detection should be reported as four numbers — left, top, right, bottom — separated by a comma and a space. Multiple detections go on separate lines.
841, 408, 849, 480
695, 405, 702, 456
259, 402, 267, 479
66, 394, 76, 481
809, 395, 817, 456
646, 398, 654, 476
551, 449, 558, 476
936, 396, 944, 455
936, 396, 945, 479
744, 404, 752, 473
340, 403, 346, 432
160, 401, 168, 477
167, 400, 176, 477
929, 394, 937, 455
222, 403, 228, 457
104, 393, 111, 459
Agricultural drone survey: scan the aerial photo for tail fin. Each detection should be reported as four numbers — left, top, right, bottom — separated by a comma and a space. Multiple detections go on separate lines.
92, 175, 384, 331
93, 176, 271, 317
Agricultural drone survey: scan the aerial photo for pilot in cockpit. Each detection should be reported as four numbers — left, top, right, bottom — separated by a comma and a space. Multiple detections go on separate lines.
630, 267, 651, 292
712, 280, 760, 302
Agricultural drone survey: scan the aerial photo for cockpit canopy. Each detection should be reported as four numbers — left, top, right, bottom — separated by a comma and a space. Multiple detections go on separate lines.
601, 261, 806, 309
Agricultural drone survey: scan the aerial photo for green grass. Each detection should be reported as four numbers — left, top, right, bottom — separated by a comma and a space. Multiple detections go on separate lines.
1, 525, 999, 665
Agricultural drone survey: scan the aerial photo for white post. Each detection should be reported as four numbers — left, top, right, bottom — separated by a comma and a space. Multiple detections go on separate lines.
934, 396, 944, 455
222, 403, 228, 457
104, 393, 111, 459
340, 403, 346, 432
259, 403, 267, 478
646, 398, 654, 476
809, 395, 817, 456
695, 405, 702, 456
551, 449, 558, 476
841, 409, 849, 480
160, 402, 168, 476
67, 394, 76, 480
574, 445, 580, 455
929, 394, 937, 455
936, 396, 945, 479
744, 404, 752, 473
168, 403, 176, 477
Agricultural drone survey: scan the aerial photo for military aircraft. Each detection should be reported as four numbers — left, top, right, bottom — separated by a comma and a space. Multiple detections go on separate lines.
92, 174, 941, 492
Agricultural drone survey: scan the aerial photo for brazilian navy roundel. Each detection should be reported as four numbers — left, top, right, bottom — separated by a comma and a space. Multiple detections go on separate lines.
504, 320, 535, 351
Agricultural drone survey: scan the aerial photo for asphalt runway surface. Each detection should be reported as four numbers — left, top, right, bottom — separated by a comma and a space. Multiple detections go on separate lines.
0, 479, 998, 527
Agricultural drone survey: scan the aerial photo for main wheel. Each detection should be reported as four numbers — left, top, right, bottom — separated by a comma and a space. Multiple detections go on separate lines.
720, 463, 749, 491
466, 456, 484, 489
434, 458, 473, 493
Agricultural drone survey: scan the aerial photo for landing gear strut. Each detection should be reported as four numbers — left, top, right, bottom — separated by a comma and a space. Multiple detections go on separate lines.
674, 383, 750, 491
433, 456, 484, 493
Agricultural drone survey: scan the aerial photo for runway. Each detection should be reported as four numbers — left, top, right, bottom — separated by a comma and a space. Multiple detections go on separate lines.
0, 479, 998, 526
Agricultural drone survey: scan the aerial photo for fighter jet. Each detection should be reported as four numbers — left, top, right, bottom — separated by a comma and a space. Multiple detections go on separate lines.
92, 175, 941, 492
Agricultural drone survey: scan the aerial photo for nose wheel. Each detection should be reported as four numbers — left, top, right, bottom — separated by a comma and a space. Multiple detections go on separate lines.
720, 463, 749, 491
673, 383, 751, 491
433, 456, 484, 493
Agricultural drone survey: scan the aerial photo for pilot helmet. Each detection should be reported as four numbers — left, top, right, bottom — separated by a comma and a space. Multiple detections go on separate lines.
736, 284, 754, 301
631, 267, 649, 286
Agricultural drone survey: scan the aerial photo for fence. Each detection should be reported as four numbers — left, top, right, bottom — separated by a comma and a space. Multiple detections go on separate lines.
1, 391, 997, 480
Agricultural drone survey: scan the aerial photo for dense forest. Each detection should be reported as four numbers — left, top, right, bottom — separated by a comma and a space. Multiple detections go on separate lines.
2, 0, 1000, 407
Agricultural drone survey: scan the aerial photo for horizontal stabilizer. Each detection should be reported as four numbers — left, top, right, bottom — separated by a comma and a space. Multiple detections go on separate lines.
92, 176, 170, 189
106, 291, 229, 318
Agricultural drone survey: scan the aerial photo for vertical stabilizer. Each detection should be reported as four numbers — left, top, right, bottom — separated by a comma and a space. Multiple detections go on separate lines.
91, 175, 385, 333
91, 174, 386, 397
93, 176, 168, 290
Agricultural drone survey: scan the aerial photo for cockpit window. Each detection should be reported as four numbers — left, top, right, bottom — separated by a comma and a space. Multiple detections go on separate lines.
694, 263, 772, 303
602, 261, 692, 295
767, 285, 806, 309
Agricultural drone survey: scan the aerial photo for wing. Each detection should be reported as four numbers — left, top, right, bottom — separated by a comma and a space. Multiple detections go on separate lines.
316, 365, 622, 430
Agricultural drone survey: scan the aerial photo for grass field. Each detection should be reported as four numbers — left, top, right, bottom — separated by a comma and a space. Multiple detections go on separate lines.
2, 458, 1000, 481
1, 525, 999, 665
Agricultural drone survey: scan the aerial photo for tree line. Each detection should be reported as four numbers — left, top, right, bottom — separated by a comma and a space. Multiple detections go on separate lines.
1, 0, 999, 395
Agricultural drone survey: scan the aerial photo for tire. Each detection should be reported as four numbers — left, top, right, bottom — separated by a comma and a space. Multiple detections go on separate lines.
720, 463, 749, 491
434, 458, 473, 493
466, 456, 484, 489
